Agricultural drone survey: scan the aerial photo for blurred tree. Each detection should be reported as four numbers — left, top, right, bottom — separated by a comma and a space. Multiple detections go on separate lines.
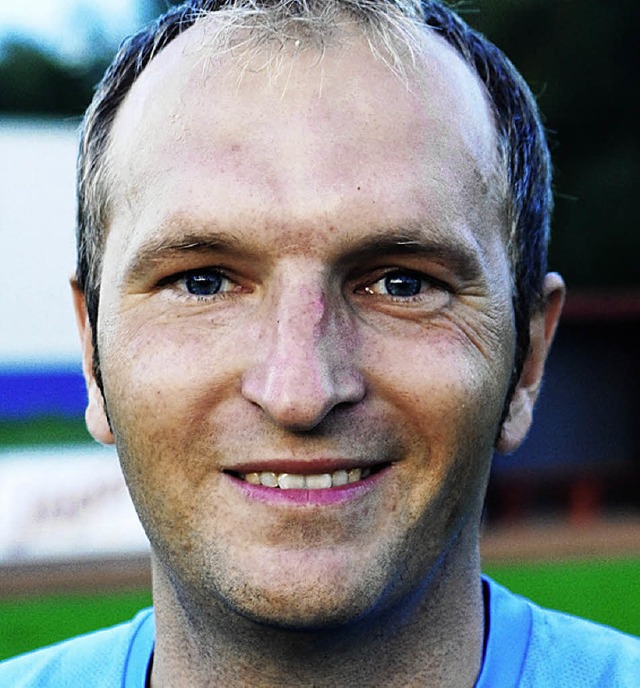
0, 39, 108, 116
464, 0, 639, 289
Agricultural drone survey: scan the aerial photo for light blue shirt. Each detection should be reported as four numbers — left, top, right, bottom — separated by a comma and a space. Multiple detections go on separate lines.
1, 578, 638, 686
0, 607, 154, 687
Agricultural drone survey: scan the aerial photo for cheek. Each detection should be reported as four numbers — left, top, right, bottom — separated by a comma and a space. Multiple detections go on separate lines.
98, 321, 238, 496
368, 325, 510, 431
102, 314, 241, 415
366, 328, 508, 503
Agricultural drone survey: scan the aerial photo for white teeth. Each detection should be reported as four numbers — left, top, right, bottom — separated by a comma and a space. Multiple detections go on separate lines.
332, 469, 349, 487
240, 467, 374, 489
260, 472, 278, 488
305, 473, 333, 490
277, 473, 305, 490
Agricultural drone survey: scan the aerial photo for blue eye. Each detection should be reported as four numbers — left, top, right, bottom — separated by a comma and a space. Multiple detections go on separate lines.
184, 271, 223, 296
384, 273, 423, 297
363, 271, 429, 298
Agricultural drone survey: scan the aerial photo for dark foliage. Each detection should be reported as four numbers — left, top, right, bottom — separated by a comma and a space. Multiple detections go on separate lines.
0, 39, 108, 117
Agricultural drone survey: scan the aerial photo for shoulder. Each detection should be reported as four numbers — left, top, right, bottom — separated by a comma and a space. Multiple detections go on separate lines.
523, 596, 640, 687
0, 607, 154, 688
482, 576, 640, 688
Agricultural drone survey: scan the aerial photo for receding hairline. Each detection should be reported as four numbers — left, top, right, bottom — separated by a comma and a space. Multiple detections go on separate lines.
99, 7, 509, 240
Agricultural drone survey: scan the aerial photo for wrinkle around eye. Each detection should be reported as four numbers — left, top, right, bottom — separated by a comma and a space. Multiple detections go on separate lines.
352, 276, 453, 324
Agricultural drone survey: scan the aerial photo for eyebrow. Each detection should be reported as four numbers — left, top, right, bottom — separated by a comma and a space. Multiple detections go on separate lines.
121, 221, 485, 284
121, 228, 250, 284
336, 226, 485, 281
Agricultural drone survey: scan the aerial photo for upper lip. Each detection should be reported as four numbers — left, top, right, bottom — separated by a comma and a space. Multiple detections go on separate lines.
223, 459, 387, 475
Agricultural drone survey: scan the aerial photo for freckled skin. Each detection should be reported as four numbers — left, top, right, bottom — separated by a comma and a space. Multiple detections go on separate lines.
74, 22, 564, 688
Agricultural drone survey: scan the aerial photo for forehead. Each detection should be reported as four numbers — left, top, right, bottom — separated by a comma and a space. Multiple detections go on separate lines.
105, 17, 504, 258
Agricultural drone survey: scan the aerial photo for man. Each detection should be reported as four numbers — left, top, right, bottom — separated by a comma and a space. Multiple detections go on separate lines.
1, 0, 638, 685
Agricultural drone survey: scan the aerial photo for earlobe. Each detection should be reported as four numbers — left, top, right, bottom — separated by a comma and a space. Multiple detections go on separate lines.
496, 273, 565, 454
70, 278, 115, 446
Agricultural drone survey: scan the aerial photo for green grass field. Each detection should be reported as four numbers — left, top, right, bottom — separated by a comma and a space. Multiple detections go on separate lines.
0, 589, 152, 661
484, 557, 640, 637
0, 418, 92, 447
1, 558, 638, 662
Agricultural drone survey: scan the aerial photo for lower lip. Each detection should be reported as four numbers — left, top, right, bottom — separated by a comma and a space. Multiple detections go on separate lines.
225, 467, 390, 506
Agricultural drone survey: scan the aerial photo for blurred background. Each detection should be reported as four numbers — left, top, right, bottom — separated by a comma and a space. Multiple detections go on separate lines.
0, 0, 638, 659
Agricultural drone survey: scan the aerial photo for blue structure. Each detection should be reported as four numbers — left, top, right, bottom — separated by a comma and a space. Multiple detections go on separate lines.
0, 365, 86, 420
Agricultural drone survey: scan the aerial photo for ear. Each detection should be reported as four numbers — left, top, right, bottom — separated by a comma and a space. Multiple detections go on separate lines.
496, 273, 565, 454
71, 278, 115, 445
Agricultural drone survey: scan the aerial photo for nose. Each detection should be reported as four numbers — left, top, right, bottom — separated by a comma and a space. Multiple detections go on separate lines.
241, 282, 366, 431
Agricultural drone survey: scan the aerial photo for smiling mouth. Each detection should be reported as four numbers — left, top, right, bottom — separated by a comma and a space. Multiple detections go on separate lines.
226, 464, 389, 490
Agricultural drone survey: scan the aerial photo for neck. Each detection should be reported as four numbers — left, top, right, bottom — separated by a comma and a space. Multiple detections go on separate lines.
150, 528, 485, 688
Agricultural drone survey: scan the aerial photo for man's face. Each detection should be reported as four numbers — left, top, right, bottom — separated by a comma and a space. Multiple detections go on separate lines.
84, 26, 518, 626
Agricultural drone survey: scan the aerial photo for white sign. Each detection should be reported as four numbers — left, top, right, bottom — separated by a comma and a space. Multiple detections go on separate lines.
0, 445, 149, 564
0, 117, 81, 366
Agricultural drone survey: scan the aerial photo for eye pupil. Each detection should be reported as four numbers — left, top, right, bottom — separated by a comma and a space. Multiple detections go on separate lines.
185, 272, 223, 296
385, 274, 422, 297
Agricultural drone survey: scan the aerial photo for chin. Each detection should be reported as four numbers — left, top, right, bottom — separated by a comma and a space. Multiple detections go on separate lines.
224, 588, 377, 631
167, 546, 392, 632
